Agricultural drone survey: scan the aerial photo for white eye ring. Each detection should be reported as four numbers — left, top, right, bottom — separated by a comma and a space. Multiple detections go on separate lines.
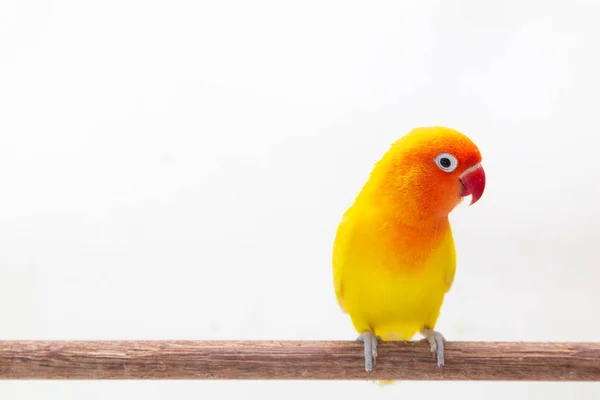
434, 153, 458, 173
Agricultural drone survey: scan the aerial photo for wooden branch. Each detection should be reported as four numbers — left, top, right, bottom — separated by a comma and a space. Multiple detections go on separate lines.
0, 341, 598, 381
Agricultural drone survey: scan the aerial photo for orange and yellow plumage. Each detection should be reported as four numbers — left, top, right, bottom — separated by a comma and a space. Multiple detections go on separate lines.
332, 126, 485, 377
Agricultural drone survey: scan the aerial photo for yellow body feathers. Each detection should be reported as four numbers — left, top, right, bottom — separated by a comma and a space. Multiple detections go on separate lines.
333, 181, 456, 341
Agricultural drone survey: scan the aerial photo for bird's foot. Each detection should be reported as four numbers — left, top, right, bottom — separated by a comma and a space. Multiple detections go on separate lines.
422, 327, 445, 369
357, 332, 379, 373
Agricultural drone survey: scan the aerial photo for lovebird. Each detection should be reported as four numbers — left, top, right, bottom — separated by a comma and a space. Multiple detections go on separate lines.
332, 126, 485, 374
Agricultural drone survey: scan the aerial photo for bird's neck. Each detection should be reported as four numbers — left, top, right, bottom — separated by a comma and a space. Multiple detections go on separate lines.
364, 205, 452, 271
357, 184, 452, 228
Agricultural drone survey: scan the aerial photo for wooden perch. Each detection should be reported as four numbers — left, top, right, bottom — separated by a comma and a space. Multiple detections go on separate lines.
0, 340, 598, 381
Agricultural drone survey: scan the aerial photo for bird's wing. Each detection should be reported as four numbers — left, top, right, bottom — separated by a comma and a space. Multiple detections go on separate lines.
444, 251, 457, 293
443, 228, 457, 293
332, 211, 356, 314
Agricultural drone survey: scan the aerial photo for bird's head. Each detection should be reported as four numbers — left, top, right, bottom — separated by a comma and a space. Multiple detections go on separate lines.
366, 126, 485, 224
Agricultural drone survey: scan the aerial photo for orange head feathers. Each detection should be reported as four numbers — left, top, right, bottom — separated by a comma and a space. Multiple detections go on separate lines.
361, 126, 485, 225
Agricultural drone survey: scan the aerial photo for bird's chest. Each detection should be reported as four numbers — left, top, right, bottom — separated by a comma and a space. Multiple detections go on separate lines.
344, 224, 456, 322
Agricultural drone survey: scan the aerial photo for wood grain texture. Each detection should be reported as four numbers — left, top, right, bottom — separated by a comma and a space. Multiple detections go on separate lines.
0, 341, 598, 381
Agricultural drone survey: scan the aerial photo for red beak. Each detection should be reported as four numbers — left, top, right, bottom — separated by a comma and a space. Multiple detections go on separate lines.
460, 164, 486, 205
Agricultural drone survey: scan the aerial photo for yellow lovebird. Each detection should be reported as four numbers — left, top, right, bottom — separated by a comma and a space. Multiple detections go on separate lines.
332, 126, 485, 374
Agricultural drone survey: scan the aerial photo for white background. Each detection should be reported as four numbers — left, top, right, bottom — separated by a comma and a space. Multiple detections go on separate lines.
1, 0, 599, 398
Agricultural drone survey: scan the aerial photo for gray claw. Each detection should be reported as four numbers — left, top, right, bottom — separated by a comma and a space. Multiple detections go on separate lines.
357, 332, 378, 373
423, 328, 445, 368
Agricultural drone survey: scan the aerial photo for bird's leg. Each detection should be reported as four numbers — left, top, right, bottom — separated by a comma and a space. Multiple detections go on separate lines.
422, 327, 445, 368
357, 332, 378, 373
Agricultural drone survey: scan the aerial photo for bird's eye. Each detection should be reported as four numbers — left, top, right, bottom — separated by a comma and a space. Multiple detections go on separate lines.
434, 153, 458, 173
